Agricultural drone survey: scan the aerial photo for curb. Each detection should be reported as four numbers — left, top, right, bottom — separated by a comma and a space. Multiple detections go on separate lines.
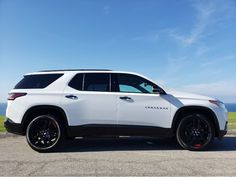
0, 132, 20, 138
226, 131, 236, 135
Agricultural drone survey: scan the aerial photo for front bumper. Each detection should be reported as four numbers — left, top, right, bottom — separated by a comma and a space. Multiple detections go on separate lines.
218, 121, 227, 139
4, 118, 24, 135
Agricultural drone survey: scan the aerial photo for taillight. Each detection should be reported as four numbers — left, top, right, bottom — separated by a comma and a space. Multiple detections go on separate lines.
8, 93, 27, 100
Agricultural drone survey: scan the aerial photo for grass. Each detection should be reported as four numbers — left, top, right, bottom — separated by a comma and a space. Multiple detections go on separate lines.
0, 116, 6, 132
228, 112, 236, 130
0, 113, 236, 133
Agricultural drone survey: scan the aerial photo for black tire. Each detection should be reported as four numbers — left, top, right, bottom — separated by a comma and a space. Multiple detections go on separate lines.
26, 115, 64, 152
176, 113, 215, 151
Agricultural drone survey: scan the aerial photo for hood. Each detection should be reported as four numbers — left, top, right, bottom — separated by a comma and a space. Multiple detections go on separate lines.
166, 90, 214, 101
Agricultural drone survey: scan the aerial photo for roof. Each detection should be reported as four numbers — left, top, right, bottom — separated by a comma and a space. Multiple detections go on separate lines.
39, 69, 112, 72
24, 70, 158, 86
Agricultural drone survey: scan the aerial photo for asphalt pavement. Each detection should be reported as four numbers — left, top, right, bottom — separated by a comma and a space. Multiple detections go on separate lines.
0, 135, 236, 176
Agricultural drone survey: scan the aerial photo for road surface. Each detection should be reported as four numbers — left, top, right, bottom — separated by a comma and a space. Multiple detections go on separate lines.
0, 135, 236, 176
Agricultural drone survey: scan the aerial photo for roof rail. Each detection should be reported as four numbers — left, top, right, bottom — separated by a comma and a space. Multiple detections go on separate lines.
39, 69, 112, 72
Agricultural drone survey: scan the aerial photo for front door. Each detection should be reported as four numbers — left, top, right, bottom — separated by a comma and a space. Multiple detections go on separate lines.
114, 73, 171, 128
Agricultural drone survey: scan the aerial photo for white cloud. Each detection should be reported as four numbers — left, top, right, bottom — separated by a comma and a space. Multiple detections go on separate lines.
155, 79, 167, 86
154, 79, 169, 90
195, 45, 211, 57
179, 80, 236, 103
166, 56, 189, 73
0, 91, 7, 103
169, 0, 234, 46
201, 54, 236, 67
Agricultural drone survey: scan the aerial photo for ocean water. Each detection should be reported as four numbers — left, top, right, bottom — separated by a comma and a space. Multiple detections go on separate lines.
0, 103, 236, 116
0, 103, 7, 116
225, 103, 236, 112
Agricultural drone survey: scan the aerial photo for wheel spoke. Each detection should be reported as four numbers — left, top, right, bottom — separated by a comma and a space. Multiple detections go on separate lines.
27, 116, 60, 150
192, 118, 200, 128
189, 137, 197, 146
185, 135, 193, 143
197, 119, 201, 128
178, 115, 212, 150
198, 136, 207, 142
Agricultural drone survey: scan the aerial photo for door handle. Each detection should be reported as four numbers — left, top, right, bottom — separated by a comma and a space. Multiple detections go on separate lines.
120, 96, 133, 102
65, 95, 78, 100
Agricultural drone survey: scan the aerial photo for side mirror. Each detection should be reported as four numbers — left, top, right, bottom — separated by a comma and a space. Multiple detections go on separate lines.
153, 87, 165, 94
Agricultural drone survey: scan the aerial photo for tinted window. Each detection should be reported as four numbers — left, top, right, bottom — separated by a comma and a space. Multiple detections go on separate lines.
119, 85, 142, 93
84, 73, 110, 92
116, 74, 157, 94
14, 74, 63, 89
68, 74, 83, 90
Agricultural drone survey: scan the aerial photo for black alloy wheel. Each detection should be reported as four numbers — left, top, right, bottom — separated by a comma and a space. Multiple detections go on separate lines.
176, 114, 215, 151
26, 115, 62, 152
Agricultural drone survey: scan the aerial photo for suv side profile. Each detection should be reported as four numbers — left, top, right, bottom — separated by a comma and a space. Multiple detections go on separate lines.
5, 69, 228, 152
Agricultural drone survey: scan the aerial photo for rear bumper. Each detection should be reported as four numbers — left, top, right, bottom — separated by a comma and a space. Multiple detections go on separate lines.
4, 118, 24, 135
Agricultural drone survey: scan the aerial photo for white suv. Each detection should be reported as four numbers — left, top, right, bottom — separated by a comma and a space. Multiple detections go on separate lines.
5, 69, 228, 152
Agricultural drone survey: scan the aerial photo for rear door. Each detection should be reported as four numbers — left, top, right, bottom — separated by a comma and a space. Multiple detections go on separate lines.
63, 73, 117, 126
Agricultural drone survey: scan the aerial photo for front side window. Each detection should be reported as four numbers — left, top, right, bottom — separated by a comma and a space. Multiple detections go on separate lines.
115, 73, 157, 94
84, 73, 110, 92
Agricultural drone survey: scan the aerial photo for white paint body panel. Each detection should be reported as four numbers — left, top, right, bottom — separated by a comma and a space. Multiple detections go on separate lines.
167, 91, 228, 130
116, 93, 171, 128
6, 70, 228, 132
62, 87, 117, 125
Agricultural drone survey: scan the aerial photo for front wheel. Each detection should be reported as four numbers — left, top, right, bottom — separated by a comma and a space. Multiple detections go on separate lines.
26, 115, 63, 152
176, 114, 215, 151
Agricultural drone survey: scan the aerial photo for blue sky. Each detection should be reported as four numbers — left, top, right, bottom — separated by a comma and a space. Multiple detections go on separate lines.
0, 0, 236, 102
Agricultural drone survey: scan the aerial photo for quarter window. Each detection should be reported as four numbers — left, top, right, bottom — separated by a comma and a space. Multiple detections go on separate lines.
14, 74, 63, 89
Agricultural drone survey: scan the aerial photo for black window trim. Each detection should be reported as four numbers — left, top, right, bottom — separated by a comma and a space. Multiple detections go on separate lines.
82, 73, 85, 91
111, 73, 119, 92
68, 72, 165, 94
109, 73, 112, 92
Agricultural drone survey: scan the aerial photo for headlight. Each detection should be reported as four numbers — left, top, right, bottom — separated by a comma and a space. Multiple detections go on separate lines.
209, 100, 225, 108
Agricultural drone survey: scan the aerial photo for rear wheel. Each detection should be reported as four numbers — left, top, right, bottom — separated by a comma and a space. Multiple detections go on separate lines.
176, 114, 214, 151
26, 115, 63, 152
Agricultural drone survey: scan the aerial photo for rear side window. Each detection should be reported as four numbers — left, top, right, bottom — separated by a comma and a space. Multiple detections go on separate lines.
14, 74, 63, 89
84, 73, 110, 92
68, 74, 83, 90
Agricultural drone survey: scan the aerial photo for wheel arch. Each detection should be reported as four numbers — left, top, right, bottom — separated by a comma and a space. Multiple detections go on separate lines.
171, 106, 220, 137
22, 105, 69, 135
